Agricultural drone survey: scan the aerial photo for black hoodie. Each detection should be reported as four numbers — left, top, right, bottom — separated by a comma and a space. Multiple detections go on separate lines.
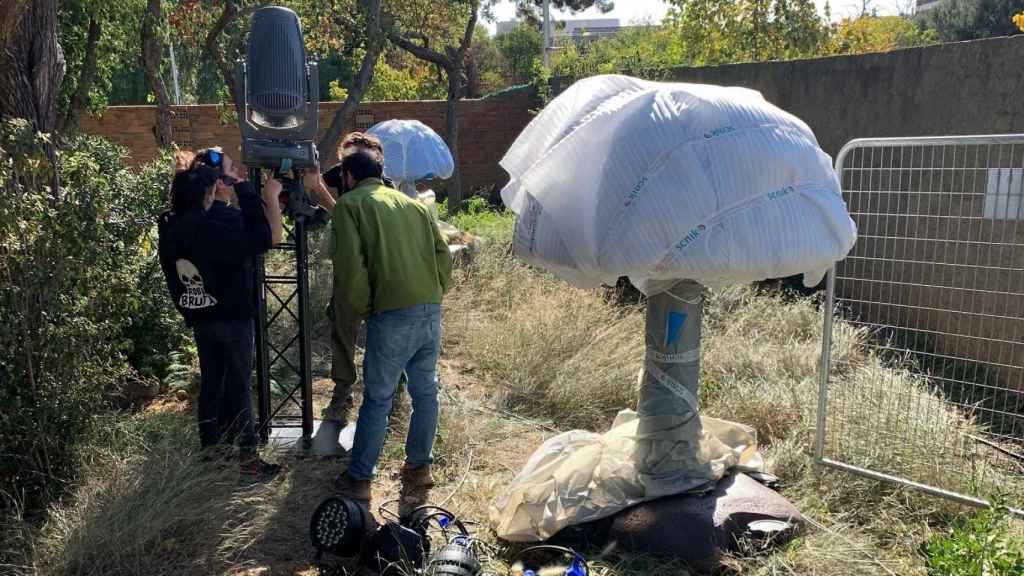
158, 182, 271, 327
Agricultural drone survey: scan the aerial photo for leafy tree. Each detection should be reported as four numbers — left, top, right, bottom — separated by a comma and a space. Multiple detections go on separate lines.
496, 23, 543, 84
385, 0, 481, 204
141, 0, 173, 147
550, 24, 686, 82
830, 15, 939, 54
921, 0, 1024, 41
1016, 11, 1024, 31
466, 25, 511, 96
58, 0, 147, 132
316, 0, 386, 159
664, 0, 830, 65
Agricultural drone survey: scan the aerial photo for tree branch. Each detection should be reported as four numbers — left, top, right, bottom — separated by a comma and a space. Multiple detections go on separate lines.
141, 0, 172, 148
318, 0, 384, 157
59, 16, 101, 133
387, 29, 452, 70
204, 0, 239, 115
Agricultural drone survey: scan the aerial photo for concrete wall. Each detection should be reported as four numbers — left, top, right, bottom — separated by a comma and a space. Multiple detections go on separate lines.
78, 90, 540, 194
660, 35, 1024, 159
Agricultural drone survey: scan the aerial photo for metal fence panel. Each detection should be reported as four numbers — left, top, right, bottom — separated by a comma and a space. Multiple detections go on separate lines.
816, 135, 1024, 514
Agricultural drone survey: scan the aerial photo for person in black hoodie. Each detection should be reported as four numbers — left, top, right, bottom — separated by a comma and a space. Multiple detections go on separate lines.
158, 150, 284, 479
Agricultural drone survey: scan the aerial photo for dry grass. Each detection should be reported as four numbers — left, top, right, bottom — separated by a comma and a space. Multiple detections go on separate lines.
8, 213, 1023, 575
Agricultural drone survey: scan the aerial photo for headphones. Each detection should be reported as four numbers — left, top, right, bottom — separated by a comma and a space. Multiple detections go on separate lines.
511, 545, 589, 576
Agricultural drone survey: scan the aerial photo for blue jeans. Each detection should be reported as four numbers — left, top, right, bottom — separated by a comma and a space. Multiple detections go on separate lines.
193, 320, 257, 455
347, 304, 442, 480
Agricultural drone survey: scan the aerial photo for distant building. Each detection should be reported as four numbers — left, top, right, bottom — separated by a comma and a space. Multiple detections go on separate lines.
916, 0, 944, 12
497, 17, 627, 44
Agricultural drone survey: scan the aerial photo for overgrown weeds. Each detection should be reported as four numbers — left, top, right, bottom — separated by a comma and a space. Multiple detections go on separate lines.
10, 200, 1024, 575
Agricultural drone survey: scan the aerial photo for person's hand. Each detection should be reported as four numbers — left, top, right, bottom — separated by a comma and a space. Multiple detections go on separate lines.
222, 152, 245, 182
263, 178, 283, 205
303, 164, 324, 192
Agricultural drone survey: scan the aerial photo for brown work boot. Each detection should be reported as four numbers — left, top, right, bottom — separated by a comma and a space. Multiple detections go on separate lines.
398, 464, 434, 517
333, 472, 372, 503
400, 464, 435, 489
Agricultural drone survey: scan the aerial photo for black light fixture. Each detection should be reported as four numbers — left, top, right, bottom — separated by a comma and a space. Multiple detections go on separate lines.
310, 496, 372, 559
363, 521, 428, 575
235, 6, 319, 171
425, 541, 482, 576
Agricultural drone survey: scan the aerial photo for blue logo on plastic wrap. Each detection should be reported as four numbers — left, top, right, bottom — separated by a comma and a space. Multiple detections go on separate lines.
704, 126, 736, 139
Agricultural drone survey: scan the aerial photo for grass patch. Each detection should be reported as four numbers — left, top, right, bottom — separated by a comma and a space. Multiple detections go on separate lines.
11, 206, 1024, 576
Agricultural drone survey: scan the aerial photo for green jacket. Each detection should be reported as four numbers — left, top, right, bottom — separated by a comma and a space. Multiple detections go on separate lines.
331, 177, 452, 317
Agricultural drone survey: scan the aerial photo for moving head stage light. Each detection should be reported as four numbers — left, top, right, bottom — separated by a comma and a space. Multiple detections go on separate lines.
236, 6, 319, 171
240, 6, 328, 452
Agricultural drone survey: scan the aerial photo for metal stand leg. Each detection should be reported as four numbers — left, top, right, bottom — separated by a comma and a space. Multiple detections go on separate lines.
252, 170, 316, 450
295, 217, 314, 447
252, 168, 272, 444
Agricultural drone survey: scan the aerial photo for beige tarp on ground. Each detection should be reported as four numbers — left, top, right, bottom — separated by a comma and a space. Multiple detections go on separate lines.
489, 409, 765, 542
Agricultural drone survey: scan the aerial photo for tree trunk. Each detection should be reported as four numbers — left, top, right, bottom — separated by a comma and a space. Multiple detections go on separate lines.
205, 1, 240, 117
0, 0, 66, 133
464, 49, 481, 98
445, 59, 464, 207
319, 0, 383, 160
444, 0, 479, 209
59, 17, 101, 133
141, 0, 173, 148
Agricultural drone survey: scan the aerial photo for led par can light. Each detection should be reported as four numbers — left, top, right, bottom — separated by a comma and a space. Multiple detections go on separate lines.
425, 542, 481, 576
235, 6, 320, 170
310, 496, 372, 558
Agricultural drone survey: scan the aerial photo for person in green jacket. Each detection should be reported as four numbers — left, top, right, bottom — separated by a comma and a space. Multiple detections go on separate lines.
306, 133, 387, 432
325, 146, 452, 508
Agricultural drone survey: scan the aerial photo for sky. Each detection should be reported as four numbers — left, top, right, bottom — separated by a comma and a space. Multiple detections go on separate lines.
481, 0, 912, 33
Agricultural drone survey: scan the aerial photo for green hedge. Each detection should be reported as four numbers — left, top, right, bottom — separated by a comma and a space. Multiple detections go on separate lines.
0, 119, 190, 512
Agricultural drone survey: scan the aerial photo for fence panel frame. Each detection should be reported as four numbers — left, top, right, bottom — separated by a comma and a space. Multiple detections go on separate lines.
815, 134, 1024, 516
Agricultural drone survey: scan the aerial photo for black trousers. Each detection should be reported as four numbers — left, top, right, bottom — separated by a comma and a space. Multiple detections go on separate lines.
193, 319, 257, 455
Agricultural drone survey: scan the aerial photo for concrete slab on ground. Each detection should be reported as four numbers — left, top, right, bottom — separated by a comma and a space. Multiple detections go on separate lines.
268, 420, 356, 457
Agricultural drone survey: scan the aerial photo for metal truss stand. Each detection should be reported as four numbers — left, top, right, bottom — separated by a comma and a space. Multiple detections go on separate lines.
251, 168, 315, 449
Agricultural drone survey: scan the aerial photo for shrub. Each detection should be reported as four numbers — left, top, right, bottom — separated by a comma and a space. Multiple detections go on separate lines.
0, 120, 189, 514
923, 501, 1024, 575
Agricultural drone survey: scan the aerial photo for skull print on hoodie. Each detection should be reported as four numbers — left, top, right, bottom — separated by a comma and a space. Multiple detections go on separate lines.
158, 181, 272, 327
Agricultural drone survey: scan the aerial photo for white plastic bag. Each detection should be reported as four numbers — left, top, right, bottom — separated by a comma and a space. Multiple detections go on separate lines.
500, 75, 857, 293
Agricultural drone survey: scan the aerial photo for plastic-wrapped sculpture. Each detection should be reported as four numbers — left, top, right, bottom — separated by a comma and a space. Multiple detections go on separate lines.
367, 119, 454, 197
490, 75, 857, 542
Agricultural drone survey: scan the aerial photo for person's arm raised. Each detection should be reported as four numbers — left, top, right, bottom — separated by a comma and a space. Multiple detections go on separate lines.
262, 178, 285, 246
305, 164, 337, 212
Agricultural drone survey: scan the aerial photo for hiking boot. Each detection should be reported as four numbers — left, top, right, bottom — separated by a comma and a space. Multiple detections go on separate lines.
239, 455, 281, 481
398, 464, 434, 517
334, 472, 372, 503
399, 464, 435, 489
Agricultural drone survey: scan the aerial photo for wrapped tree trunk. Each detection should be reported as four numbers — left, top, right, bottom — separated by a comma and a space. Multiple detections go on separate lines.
635, 280, 712, 484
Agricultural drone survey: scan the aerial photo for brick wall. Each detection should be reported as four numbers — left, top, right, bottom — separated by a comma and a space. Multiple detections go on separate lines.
78, 90, 539, 196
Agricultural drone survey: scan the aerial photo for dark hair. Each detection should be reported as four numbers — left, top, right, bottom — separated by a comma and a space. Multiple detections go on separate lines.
338, 132, 384, 161
170, 165, 220, 214
341, 147, 384, 182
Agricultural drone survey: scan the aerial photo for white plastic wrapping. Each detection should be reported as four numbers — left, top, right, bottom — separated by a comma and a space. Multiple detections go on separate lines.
500, 75, 857, 293
367, 120, 454, 195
